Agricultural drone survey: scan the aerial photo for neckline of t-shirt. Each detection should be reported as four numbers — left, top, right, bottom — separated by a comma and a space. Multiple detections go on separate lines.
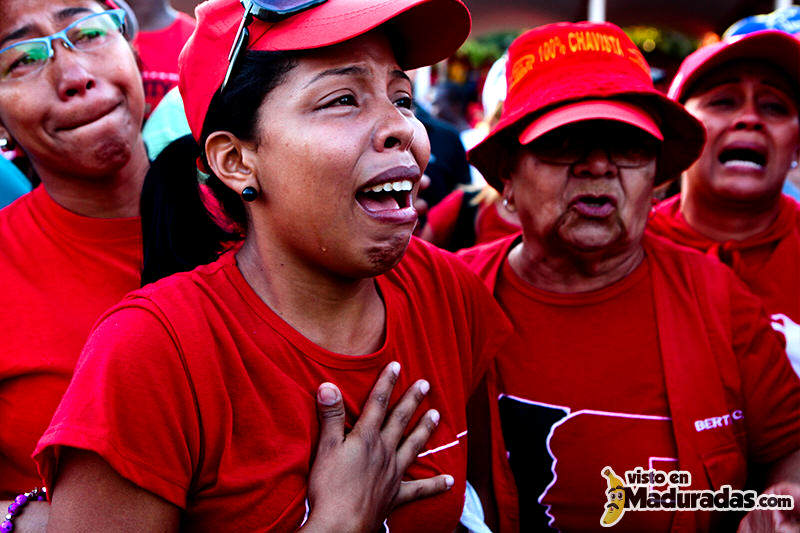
31, 186, 142, 243
657, 193, 796, 249
501, 252, 650, 306
219, 250, 393, 370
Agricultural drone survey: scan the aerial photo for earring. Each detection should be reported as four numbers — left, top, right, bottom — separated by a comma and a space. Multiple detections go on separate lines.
0, 138, 9, 151
241, 186, 258, 202
502, 197, 516, 212
792, 161, 798, 169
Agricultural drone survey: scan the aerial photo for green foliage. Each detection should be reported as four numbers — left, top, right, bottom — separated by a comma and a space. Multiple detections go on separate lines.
456, 30, 522, 67
623, 26, 699, 58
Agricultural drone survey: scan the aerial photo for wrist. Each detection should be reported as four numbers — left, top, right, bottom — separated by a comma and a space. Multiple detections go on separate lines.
298, 508, 375, 533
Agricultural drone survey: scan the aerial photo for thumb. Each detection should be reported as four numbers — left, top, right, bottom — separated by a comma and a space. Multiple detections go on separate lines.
316, 382, 345, 453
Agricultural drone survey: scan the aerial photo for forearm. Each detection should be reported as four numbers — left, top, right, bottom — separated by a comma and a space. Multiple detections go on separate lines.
1, 500, 49, 532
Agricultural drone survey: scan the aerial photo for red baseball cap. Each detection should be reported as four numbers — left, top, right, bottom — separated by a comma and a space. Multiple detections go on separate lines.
667, 29, 800, 103
468, 21, 705, 190
179, 0, 471, 141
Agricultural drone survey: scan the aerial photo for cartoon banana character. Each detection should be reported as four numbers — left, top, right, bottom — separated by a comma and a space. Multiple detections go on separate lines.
601, 466, 626, 527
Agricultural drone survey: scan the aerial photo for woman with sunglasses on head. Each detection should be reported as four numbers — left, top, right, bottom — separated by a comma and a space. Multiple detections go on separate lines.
33, 0, 511, 531
0, 0, 146, 507
0, 2, 462, 531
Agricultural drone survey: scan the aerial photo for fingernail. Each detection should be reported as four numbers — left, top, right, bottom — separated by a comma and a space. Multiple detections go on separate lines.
444, 475, 454, 489
389, 361, 401, 376
318, 384, 339, 406
429, 409, 440, 425
418, 380, 430, 395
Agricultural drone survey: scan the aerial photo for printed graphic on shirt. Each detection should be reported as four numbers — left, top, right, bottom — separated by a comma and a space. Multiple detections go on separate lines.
498, 395, 676, 531
599, 466, 795, 527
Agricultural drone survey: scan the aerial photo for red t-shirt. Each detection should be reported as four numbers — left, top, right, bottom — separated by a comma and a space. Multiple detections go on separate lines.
35, 238, 511, 532
132, 12, 196, 117
0, 187, 142, 497
649, 194, 800, 324
493, 256, 675, 532
459, 235, 800, 533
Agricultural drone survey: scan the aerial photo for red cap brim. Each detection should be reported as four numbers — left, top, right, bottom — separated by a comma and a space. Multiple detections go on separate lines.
668, 30, 800, 102
519, 100, 663, 145
180, 0, 471, 141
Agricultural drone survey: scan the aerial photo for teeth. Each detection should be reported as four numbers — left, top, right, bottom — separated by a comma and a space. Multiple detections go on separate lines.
365, 180, 413, 193
724, 159, 764, 170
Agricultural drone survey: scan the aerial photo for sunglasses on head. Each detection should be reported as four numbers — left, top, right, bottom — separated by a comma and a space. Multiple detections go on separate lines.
0, 9, 126, 82
221, 0, 328, 93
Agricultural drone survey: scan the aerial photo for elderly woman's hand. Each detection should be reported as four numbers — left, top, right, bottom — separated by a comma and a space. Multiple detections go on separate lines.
300, 362, 452, 533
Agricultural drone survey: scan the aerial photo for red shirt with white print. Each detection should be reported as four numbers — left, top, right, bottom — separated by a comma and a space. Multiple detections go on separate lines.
35, 238, 511, 532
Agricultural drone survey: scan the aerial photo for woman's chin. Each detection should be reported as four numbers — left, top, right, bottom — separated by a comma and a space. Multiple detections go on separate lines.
362, 232, 412, 275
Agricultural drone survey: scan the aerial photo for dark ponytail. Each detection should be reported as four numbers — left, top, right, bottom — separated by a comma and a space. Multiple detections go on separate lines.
140, 50, 296, 286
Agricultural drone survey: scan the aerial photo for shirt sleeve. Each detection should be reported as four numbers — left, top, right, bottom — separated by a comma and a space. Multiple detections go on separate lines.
34, 303, 201, 508
730, 276, 800, 465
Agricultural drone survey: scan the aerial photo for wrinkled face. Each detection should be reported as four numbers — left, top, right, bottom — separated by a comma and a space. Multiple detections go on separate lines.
246, 32, 430, 279
0, 0, 144, 182
683, 62, 800, 203
507, 120, 658, 255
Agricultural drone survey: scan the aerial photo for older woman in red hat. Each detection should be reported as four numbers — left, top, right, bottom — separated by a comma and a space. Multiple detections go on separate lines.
460, 22, 800, 533
0, 0, 146, 511
32, 0, 511, 531
649, 31, 800, 378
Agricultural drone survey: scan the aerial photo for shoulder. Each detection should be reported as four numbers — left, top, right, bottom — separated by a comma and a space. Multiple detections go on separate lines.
652, 194, 681, 216
387, 237, 497, 304
780, 193, 800, 218
391, 237, 468, 281
644, 232, 744, 308
456, 234, 520, 286
125, 254, 231, 319
645, 231, 721, 266
0, 187, 36, 221
173, 11, 197, 36
0, 188, 43, 248
648, 194, 682, 231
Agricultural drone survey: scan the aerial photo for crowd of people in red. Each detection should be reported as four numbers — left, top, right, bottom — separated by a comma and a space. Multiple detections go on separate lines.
0, 0, 798, 532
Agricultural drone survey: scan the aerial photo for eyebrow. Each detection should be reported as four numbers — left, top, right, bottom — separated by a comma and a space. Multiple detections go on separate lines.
704, 77, 794, 97
303, 65, 411, 88
0, 7, 93, 49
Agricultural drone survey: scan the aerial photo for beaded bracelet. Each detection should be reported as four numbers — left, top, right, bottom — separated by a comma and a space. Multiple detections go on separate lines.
1, 487, 46, 532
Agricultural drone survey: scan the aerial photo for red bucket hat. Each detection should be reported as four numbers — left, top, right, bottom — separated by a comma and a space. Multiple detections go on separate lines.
667, 29, 800, 103
179, 0, 471, 141
468, 21, 705, 190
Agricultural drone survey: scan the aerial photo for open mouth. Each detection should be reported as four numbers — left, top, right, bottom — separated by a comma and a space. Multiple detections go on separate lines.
606, 502, 620, 510
356, 179, 414, 213
572, 194, 616, 217
718, 146, 767, 171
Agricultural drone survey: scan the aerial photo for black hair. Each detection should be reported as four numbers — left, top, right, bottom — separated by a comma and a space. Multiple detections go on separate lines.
140, 50, 296, 286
